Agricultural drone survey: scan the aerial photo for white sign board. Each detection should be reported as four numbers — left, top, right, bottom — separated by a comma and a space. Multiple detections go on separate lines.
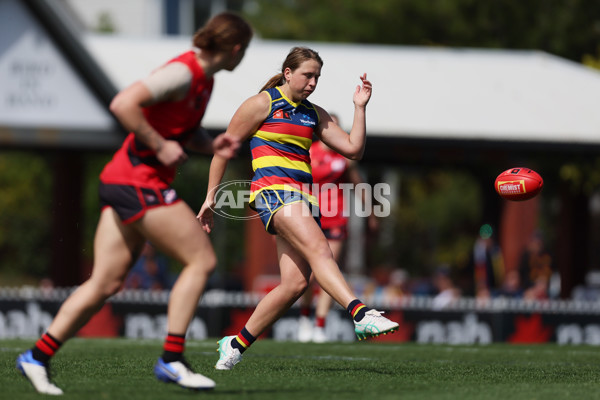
0, 0, 119, 148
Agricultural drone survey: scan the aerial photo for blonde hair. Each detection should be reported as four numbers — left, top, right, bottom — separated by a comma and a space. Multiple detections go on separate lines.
192, 12, 253, 52
260, 47, 323, 92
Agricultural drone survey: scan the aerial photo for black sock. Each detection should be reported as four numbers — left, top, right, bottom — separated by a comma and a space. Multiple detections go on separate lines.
347, 299, 370, 322
231, 327, 256, 354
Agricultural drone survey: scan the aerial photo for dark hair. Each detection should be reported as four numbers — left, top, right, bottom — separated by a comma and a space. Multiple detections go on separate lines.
260, 47, 323, 92
192, 12, 253, 52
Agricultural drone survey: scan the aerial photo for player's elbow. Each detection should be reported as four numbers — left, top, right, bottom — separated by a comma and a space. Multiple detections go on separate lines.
109, 93, 135, 119
346, 149, 364, 161
108, 95, 125, 117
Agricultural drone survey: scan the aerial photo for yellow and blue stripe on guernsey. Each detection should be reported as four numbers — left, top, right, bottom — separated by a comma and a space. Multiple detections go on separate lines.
249, 87, 320, 206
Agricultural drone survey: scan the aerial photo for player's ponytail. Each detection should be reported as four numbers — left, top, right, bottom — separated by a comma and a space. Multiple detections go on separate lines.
259, 47, 323, 93
260, 73, 285, 92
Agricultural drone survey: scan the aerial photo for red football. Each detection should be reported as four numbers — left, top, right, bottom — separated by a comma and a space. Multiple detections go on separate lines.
494, 167, 543, 201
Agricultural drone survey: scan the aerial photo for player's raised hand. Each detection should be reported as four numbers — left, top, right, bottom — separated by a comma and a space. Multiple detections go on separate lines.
353, 73, 372, 108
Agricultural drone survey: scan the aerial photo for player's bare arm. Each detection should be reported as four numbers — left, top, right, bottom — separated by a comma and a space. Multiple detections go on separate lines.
197, 92, 271, 232
315, 74, 371, 160
110, 81, 188, 167
226, 91, 272, 142
110, 64, 195, 167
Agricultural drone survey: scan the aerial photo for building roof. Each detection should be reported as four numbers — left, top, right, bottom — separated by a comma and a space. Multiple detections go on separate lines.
84, 34, 600, 147
4, 0, 600, 153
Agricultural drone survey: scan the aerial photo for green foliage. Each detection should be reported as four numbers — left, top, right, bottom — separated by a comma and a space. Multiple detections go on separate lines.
0, 146, 252, 285
371, 168, 480, 275
583, 46, 600, 70
559, 158, 600, 195
245, 0, 600, 61
96, 12, 116, 33
171, 155, 251, 277
0, 152, 52, 281
80, 153, 113, 264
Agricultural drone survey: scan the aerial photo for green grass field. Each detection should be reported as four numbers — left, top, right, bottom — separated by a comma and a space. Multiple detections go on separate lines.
2, 338, 599, 399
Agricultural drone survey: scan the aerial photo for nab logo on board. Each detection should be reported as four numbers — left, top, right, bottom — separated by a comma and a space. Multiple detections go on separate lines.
416, 313, 492, 344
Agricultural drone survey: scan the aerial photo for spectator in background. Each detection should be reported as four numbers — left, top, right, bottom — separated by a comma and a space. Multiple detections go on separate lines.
361, 264, 399, 305
125, 242, 173, 290
431, 266, 461, 310
519, 232, 552, 300
38, 278, 55, 299
463, 224, 504, 299
385, 268, 410, 303
495, 268, 524, 299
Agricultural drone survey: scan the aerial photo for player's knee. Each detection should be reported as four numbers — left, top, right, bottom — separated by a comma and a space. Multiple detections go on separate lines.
306, 241, 334, 263
203, 251, 217, 274
189, 251, 216, 275
282, 276, 309, 299
89, 278, 123, 300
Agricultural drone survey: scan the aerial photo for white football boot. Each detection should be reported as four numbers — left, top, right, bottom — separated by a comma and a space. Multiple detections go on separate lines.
215, 336, 242, 370
353, 310, 399, 340
16, 350, 64, 395
154, 357, 215, 390
297, 315, 313, 342
312, 326, 328, 343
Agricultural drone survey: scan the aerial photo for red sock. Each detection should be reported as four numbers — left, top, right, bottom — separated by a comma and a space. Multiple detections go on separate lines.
315, 316, 326, 328
162, 333, 185, 363
32, 332, 62, 363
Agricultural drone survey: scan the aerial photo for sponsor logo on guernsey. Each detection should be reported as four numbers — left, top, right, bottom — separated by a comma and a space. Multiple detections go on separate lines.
497, 180, 525, 194
299, 118, 316, 126
273, 109, 292, 120
273, 101, 286, 108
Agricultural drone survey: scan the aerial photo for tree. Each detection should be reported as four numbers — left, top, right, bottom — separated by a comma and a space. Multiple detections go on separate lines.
0, 152, 52, 283
245, 0, 600, 61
